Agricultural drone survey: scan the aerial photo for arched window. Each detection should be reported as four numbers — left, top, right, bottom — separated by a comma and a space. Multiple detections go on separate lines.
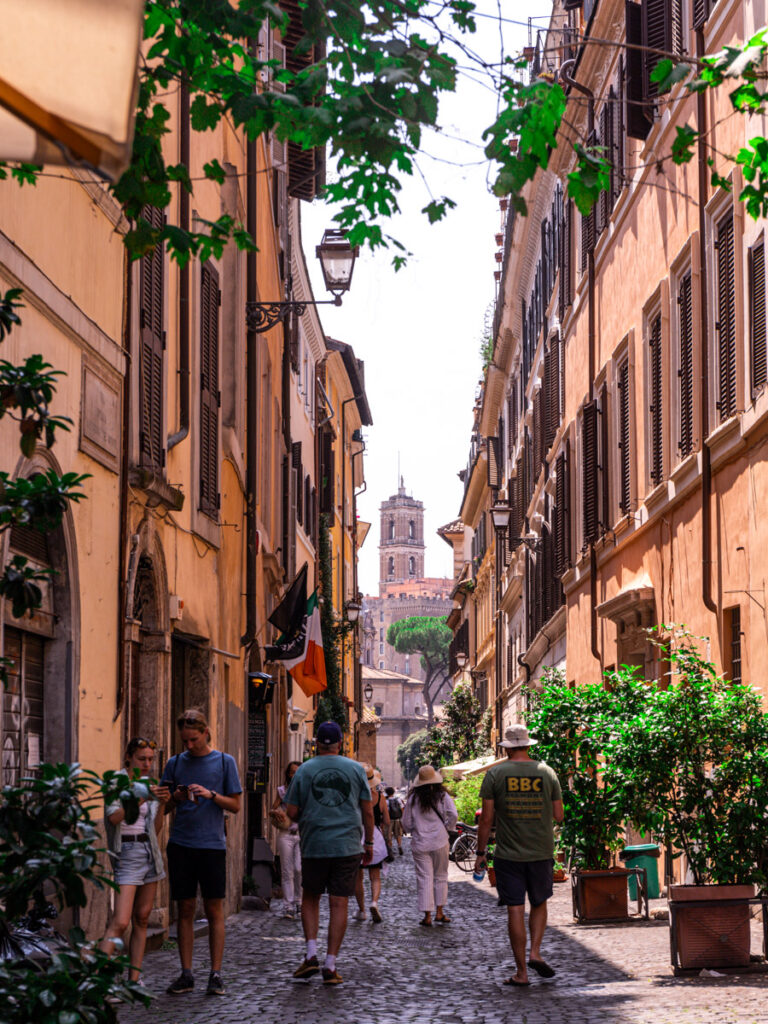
388, 556, 395, 576
388, 518, 395, 540
408, 556, 415, 575
409, 519, 415, 539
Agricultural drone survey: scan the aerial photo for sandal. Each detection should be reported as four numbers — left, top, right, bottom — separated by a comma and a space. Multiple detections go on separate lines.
419, 916, 432, 927
435, 914, 451, 924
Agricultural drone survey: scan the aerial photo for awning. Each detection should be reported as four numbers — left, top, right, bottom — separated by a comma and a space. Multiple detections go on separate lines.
0, 0, 144, 179
442, 754, 507, 779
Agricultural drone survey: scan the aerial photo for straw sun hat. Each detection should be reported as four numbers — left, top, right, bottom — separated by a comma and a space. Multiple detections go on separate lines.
412, 765, 443, 787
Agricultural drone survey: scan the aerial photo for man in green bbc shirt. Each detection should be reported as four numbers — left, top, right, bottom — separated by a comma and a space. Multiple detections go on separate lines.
475, 724, 564, 987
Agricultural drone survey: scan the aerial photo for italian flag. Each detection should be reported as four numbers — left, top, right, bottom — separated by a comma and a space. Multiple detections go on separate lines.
277, 591, 328, 697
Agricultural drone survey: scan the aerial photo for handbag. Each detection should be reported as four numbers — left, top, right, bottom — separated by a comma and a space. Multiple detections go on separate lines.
269, 808, 292, 831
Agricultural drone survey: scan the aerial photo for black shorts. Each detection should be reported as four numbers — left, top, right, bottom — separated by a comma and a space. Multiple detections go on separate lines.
167, 842, 227, 901
302, 855, 361, 898
494, 858, 554, 908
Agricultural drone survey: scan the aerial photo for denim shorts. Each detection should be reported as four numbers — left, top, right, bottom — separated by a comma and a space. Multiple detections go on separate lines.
115, 840, 165, 886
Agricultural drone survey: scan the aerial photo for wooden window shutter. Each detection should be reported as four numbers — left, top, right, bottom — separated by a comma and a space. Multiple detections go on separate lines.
609, 83, 623, 208
514, 456, 524, 542
625, 1, 652, 140
692, 0, 712, 29
281, 455, 291, 573
507, 389, 517, 456
642, 0, 679, 106
560, 199, 572, 316
678, 271, 695, 457
618, 360, 632, 511
750, 241, 767, 395
581, 191, 595, 274
304, 474, 311, 533
320, 430, 334, 514
554, 450, 568, 576
533, 391, 544, 473
649, 314, 664, 484
292, 441, 303, 524
600, 381, 610, 530
582, 401, 599, 545
486, 435, 501, 491
139, 205, 165, 469
280, 0, 326, 200
544, 344, 558, 450
597, 103, 611, 234
199, 262, 220, 517
498, 414, 505, 474
716, 211, 737, 422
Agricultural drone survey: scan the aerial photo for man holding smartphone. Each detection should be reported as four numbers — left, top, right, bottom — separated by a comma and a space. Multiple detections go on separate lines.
160, 709, 242, 997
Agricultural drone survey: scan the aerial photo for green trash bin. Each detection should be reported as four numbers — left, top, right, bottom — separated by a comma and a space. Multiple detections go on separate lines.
620, 844, 661, 900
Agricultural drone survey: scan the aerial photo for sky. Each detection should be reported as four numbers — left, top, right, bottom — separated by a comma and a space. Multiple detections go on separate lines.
304, 1, 553, 596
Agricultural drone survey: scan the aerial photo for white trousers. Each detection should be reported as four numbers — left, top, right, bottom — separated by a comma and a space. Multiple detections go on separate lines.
412, 845, 449, 913
276, 832, 302, 904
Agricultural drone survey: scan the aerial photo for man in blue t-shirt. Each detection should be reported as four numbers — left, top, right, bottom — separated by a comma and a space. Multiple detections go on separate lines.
285, 721, 373, 985
160, 708, 242, 997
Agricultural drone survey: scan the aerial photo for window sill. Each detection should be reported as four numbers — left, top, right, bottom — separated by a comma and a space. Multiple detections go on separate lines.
706, 414, 744, 470
643, 480, 669, 519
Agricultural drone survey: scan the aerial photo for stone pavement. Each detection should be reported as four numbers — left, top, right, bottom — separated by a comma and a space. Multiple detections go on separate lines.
121, 841, 768, 1024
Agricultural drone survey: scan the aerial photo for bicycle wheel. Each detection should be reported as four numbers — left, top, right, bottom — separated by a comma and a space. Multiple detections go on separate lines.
452, 833, 477, 872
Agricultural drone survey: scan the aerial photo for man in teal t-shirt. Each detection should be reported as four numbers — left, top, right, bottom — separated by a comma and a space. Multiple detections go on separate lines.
476, 724, 563, 987
285, 721, 374, 985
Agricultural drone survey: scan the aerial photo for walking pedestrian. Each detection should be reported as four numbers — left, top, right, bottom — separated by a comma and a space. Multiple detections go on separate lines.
385, 786, 404, 855
284, 721, 374, 985
271, 761, 302, 919
475, 724, 564, 986
101, 737, 170, 982
354, 766, 389, 922
160, 709, 242, 997
402, 765, 457, 927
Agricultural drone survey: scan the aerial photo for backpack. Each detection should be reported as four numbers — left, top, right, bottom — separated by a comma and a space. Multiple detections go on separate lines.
387, 796, 403, 820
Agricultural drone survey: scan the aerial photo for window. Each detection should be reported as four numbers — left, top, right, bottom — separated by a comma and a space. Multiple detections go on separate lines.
379, 643, 384, 655
582, 400, 599, 546
378, 660, 384, 670
199, 262, 220, 517
618, 360, 632, 510
408, 556, 415, 576
749, 238, 767, 395
554, 442, 571, 575
375, 704, 383, 717
3, 628, 44, 786
559, 197, 573, 319
648, 314, 663, 486
408, 519, 415, 539
379, 610, 384, 622
715, 210, 737, 422
387, 557, 394, 577
138, 205, 165, 469
725, 606, 742, 685
405, 656, 410, 673
678, 270, 695, 458
379, 628, 383, 641
388, 518, 395, 540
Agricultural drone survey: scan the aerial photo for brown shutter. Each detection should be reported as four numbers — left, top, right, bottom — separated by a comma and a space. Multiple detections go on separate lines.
292, 441, 303, 524
582, 401, 599, 545
678, 271, 694, 457
532, 391, 543, 474
692, 0, 712, 29
486, 435, 501, 491
498, 414, 505, 475
560, 199, 573, 317
609, 82, 623, 207
750, 241, 767, 394
625, 1, 652, 139
642, 0, 671, 106
649, 314, 663, 484
600, 382, 611, 530
554, 449, 570, 576
618, 360, 631, 511
320, 430, 334, 514
544, 341, 559, 450
199, 262, 220, 516
597, 103, 611, 234
280, 0, 326, 200
139, 205, 165, 469
716, 211, 737, 422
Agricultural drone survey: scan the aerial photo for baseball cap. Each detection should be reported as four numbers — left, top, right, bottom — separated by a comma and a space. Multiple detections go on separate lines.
316, 721, 343, 746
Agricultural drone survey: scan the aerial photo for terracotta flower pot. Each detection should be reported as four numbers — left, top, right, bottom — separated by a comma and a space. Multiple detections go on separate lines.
669, 883, 754, 969
572, 868, 630, 922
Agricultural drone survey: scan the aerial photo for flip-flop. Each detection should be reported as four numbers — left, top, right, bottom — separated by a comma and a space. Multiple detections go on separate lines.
503, 977, 531, 987
435, 915, 451, 924
527, 959, 556, 978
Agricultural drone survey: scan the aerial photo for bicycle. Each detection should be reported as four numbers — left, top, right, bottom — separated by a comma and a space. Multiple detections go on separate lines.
451, 826, 478, 872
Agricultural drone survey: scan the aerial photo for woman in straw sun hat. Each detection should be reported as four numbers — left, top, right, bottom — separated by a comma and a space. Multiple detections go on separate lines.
402, 765, 458, 926
354, 764, 390, 923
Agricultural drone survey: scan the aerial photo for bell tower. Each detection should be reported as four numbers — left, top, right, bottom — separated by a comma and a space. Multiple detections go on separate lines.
378, 477, 425, 585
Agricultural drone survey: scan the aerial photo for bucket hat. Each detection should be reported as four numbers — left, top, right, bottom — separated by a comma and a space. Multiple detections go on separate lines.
498, 724, 536, 748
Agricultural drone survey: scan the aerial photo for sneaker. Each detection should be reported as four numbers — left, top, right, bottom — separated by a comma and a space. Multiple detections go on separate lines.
370, 905, 382, 924
293, 956, 319, 980
354, 909, 367, 921
206, 971, 226, 996
322, 967, 343, 985
166, 972, 194, 995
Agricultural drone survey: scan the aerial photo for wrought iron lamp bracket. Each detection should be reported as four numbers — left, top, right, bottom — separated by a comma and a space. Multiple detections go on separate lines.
245, 296, 342, 334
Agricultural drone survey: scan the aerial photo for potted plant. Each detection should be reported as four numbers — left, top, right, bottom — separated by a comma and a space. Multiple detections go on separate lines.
525, 668, 648, 922
610, 630, 768, 969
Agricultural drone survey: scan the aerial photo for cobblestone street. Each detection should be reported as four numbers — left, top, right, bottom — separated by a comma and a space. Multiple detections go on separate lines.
120, 842, 768, 1024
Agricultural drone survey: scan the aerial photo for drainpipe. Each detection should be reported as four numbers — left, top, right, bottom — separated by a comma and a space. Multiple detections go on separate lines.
561, 59, 602, 668
697, 27, 717, 615
168, 77, 190, 451
115, 247, 132, 721
242, 76, 259, 648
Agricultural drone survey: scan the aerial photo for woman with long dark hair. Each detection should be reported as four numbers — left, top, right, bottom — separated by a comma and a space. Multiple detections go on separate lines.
271, 760, 302, 918
402, 765, 458, 926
